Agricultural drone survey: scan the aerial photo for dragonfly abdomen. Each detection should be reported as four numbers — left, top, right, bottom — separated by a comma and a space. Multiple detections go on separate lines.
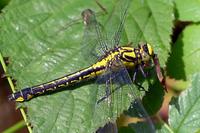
9, 66, 105, 102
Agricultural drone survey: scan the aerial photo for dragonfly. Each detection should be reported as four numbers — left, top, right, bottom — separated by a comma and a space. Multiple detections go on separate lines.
8, 0, 165, 131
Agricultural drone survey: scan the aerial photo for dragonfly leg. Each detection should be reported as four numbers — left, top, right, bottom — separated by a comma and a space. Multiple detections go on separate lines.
133, 65, 147, 92
132, 66, 138, 82
139, 65, 147, 78
97, 95, 107, 104
97, 79, 111, 104
97, 81, 122, 104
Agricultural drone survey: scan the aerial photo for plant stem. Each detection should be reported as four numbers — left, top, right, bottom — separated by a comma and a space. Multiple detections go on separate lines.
0, 53, 32, 133
2, 120, 26, 133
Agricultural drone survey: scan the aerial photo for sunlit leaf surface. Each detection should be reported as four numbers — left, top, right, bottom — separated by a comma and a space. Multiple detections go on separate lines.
0, 0, 173, 132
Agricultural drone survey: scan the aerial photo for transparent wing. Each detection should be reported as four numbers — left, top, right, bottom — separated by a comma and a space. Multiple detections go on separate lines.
105, 0, 132, 47
80, 9, 109, 65
80, 0, 132, 62
96, 58, 155, 132
29, 8, 110, 84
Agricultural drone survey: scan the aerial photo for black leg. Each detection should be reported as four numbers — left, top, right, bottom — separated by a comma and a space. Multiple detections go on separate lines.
139, 65, 147, 78
97, 85, 122, 104
97, 79, 111, 104
134, 81, 146, 92
97, 95, 108, 104
133, 65, 147, 92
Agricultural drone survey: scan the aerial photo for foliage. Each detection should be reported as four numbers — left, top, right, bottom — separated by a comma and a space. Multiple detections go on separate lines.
0, 0, 200, 132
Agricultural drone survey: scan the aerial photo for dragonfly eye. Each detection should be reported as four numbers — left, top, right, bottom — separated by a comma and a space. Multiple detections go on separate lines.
81, 9, 96, 26
142, 43, 154, 57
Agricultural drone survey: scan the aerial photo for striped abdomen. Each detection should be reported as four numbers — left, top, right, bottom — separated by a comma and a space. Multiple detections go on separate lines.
9, 44, 155, 102
8, 66, 105, 102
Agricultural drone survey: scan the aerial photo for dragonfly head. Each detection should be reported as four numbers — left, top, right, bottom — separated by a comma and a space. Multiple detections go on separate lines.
81, 9, 96, 26
140, 43, 154, 62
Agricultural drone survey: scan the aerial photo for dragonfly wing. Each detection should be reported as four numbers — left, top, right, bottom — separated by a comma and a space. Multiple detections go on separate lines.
96, 58, 155, 132
105, 0, 132, 47
80, 9, 109, 65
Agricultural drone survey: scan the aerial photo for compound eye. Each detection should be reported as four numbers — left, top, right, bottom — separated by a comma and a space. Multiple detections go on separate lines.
143, 45, 148, 52
147, 43, 154, 56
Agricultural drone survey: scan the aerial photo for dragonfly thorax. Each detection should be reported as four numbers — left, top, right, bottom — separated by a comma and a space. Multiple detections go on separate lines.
139, 43, 154, 62
92, 43, 154, 73
118, 43, 154, 68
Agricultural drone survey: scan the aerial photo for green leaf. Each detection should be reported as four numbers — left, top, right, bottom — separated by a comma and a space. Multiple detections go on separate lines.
0, 0, 173, 132
124, 0, 174, 66
175, 0, 200, 22
169, 73, 200, 133
157, 123, 174, 133
167, 24, 200, 80
118, 126, 135, 133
